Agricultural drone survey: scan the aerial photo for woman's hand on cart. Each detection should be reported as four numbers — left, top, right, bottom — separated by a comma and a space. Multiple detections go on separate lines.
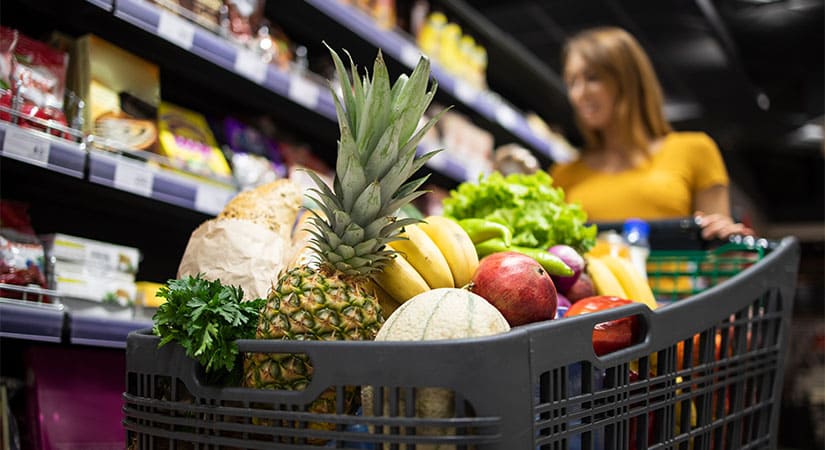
694, 211, 754, 241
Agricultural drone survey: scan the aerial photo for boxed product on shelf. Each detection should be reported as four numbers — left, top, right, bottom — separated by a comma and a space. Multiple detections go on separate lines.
135, 281, 165, 308
51, 260, 137, 306
41, 233, 140, 275
39, 232, 140, 306
68, 34, 161, 150
156, 101, 233, 179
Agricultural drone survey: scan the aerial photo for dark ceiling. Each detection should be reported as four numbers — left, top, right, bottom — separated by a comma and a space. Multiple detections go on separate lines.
434, 0, 824, 224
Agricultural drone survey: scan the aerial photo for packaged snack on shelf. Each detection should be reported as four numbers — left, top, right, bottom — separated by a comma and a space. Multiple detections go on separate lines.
156, 101, 233, 179
148, 0, 224, 32
493, 143, 539, 176
0, 27, 69, 110
439, 110, 494, 177
69, 35, 160, 150
220, 116, 287, 189
40, 233, 140, 275
0, 200, 49, 298
256, 21, 294, 70
223, 0, 266, 43
0, 234, 48, 293
0, 27, 70, 136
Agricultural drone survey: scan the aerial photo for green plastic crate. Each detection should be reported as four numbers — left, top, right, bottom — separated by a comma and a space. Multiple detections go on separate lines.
648, 238, 768, 301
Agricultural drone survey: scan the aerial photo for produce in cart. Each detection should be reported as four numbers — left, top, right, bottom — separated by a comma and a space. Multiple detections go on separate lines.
565, 295, 640, 356
242, 46, 448, 435
442, 170, 597, 255
470, 251, 558, 326
363, 288, 510, 443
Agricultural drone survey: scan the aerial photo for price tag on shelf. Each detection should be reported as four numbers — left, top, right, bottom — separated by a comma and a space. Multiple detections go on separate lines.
288, 74, 320, 110
195, 183, 233, 215
234, 48, 267, 85
495, 105, 518, 130
453, 81, 478, 105
157, 10, 195, 50
399, 45, 421, 69
2, 127, 50, 166
114, 161, 154, 197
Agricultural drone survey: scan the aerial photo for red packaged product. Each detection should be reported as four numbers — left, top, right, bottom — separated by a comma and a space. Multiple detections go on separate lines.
0, 200, 49, 301
0, 26, 70, 137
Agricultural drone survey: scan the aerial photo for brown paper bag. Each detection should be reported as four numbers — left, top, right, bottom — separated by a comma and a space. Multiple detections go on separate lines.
177, 218, 290, 301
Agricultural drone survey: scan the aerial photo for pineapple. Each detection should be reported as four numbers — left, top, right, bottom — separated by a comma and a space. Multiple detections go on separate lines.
243, 46, 446, 435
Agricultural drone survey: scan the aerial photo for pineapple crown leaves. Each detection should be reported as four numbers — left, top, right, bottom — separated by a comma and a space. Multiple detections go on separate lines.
300, 44, 449, 276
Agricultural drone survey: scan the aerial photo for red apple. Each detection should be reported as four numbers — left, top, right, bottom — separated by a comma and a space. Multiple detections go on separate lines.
470, 251, 557, 326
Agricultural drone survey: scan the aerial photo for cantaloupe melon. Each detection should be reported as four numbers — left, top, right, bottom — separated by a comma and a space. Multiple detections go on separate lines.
362, 288, 510, 449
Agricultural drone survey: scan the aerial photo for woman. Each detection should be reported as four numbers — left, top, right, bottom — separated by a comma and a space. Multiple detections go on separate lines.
550, 26, 752, 240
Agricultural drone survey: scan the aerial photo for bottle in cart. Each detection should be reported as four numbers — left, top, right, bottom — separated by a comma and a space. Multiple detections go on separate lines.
622, 218, 650, 280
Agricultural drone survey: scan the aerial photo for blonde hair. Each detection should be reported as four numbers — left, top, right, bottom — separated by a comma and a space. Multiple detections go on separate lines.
563, 27, 671, 154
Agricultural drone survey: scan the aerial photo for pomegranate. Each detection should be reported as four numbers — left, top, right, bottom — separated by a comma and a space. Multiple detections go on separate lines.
470, 251, 557, 326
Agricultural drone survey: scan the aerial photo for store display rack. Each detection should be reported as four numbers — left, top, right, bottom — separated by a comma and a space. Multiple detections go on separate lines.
0, 283, 150, 348
0, 284, 65, 343
304, 0, 572, 163
110, 0, 529, 181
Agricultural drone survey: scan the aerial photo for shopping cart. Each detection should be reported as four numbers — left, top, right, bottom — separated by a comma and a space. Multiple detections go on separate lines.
123, 234, 799, 449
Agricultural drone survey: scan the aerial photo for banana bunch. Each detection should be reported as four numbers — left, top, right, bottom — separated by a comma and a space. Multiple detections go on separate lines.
585, 254, 658, 310
372, 216, 479, 314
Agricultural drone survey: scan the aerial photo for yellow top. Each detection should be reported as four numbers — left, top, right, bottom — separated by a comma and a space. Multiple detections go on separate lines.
550, 132, 729, 222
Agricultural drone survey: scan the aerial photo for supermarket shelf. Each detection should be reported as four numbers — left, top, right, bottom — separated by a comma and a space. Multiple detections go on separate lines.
113, 0, 337, 121
0, 284, 152, 347
0, 285, 66, 343
110, 0, 476, 182
0, 122, 86, 179
85, 0, 113, 11
302, 0, 573, 163
69, 314, 152, 349
87, 149, 236, 216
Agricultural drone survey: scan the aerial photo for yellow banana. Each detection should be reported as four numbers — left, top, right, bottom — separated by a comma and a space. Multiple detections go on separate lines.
417, 215, 479, 288
600, 255, 658, 310
373, 253, 430, 303
387, 224, 454, 289
369, 280, 403, 319
674, 376, 698, 435
585, 255, 628, 298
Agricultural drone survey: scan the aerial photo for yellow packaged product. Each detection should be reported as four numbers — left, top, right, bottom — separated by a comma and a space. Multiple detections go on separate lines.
135, 281, 166, 308
156, 101, 232, 179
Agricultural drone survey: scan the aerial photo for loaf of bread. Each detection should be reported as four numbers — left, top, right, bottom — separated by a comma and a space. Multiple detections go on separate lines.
218, 179, 303, 239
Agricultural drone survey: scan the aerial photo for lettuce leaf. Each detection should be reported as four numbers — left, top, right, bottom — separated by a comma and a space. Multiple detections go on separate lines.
442, 171, 596, 254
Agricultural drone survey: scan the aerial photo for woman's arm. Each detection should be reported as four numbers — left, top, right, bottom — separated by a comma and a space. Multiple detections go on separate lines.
694, 184, 754, 240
